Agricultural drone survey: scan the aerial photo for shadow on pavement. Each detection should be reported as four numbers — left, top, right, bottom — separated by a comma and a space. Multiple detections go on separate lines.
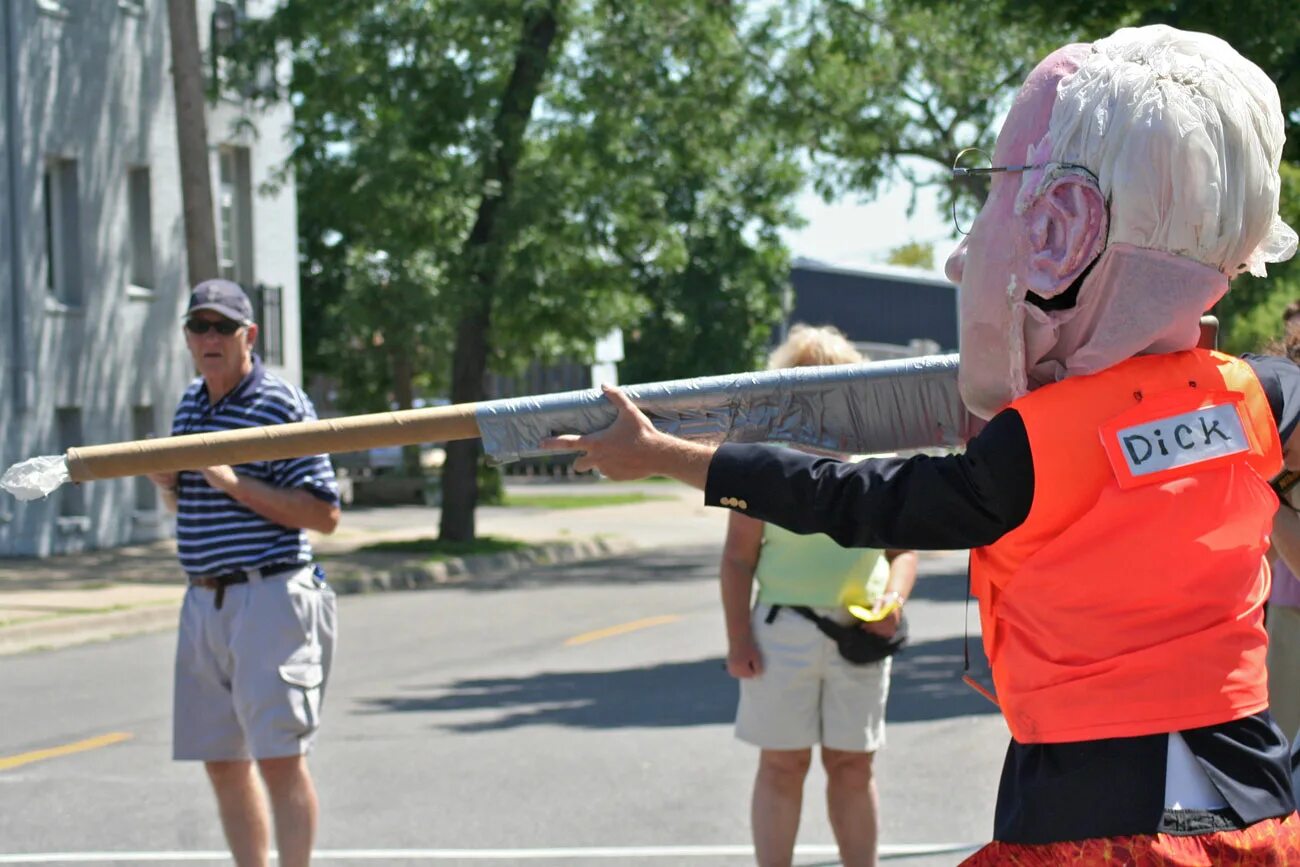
887, 635, 1000, 722
359, 636, 998, 732
907, 569, 971, 603
358, 656, 738, 731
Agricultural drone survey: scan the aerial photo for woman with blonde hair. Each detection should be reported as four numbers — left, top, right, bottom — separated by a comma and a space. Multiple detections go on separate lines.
719, 324, 918, 867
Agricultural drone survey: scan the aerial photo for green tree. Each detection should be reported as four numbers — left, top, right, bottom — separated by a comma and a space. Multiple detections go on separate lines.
750, 1, 1072, 223
982, 0, 1300, 160
759, 0, 1299, 351
437, 0, 565, 541
236, 0, 806, 539
1213, 163, 1300, 354
964, 0, 1300, 346
336, 248, 449, 473
235, 0, 1300, 543
583, 5, 805, 382
885, 241, 935, 270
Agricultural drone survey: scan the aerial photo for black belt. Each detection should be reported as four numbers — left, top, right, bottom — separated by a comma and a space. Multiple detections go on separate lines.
189, 562, 305, 609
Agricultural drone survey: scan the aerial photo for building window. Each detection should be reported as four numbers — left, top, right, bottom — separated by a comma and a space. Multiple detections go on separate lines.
132, 406, 157, 511
217, 147, 253, 283
210, 1, 275, 100
248, 283, 284, 366
42, 158, 82, 305
210, 1, 242, 95
127, 167, 155, 291
217, 147, 282, 363
55, 408, 85, 518
36, 0, 70, 19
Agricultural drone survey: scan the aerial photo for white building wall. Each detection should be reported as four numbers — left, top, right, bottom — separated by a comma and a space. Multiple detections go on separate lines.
206, 29, 303, 386
0, 0, 15, 553
0, 0, 301, 556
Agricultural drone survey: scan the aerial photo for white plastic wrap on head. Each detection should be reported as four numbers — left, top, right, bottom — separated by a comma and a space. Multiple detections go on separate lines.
0, 454, 69, 500
1044, 25, 1297, 277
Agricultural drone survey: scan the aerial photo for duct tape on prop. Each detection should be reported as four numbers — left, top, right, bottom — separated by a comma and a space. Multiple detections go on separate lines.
475, 353, 977, 464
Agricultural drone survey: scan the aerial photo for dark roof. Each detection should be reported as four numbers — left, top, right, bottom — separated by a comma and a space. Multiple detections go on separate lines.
788, 258, 958, 351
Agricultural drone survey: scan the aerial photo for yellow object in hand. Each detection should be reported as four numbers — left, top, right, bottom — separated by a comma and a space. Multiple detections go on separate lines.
836, 558, 897, 621
847, 597, 902, 623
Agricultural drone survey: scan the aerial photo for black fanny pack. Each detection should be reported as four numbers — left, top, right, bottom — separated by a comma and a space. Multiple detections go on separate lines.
767, 604, 908, 665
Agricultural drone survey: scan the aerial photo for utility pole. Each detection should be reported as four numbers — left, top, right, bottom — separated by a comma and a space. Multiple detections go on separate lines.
167, 0, 219, 285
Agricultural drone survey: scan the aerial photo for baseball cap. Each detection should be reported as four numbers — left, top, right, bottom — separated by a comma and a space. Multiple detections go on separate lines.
185, 278, 253, 324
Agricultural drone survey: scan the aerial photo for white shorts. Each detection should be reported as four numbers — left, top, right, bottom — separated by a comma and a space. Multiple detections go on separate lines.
735, 604, 890, 753
173, 564, 337, 761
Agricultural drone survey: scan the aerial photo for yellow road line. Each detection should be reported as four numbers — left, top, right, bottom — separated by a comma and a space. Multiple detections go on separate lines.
565, 614, 682, 646
0, 732, 132, 772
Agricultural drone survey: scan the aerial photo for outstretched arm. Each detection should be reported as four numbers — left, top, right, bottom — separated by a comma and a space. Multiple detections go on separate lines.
540, 384, 716, 487
544, 385, 1034, 552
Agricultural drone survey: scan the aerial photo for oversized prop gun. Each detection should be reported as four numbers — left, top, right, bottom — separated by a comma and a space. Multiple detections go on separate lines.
0, 354, 977, 501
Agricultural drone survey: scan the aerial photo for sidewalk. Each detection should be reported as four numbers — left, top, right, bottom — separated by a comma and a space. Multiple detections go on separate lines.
0, 480, 728, 655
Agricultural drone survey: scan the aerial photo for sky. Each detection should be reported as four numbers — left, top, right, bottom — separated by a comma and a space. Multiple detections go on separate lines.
781, 176, 957, 275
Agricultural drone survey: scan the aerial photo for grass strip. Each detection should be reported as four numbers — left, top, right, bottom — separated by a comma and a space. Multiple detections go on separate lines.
354, 535, 534, 557
501, 492, 674, 509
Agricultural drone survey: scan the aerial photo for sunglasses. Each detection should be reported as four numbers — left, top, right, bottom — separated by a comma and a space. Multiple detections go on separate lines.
185, 318, 245, 336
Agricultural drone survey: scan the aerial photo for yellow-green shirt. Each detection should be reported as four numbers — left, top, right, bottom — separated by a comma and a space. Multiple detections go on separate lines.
753, 521, 890, 608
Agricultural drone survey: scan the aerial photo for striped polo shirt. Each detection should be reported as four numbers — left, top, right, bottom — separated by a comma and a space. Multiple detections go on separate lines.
170, 355, 339, 578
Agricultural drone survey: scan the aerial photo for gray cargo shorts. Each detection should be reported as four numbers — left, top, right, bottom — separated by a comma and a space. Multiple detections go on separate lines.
173, 563, 337, 761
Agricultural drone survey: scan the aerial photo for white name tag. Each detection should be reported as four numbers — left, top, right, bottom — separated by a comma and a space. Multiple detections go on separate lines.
1113, 403, 1249, 478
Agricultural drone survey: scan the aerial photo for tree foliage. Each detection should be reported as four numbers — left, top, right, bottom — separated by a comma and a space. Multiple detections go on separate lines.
763, 0, 1300, 350
235, 0, 807, 537
1213, 163, 1300, 354
965, 0, 1300, 350
232, 0, 1300, 537
749, 0, 1073, 222
885, 241, 935, 270
984, 0, 1300, 161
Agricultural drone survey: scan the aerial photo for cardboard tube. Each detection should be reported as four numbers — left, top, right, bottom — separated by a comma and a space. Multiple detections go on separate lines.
65, 403, 482, 483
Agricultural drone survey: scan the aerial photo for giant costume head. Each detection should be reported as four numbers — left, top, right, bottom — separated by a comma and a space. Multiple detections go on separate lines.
948, 25, 1298, 419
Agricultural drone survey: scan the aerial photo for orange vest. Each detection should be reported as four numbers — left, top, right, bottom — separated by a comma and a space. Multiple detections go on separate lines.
970, 350, 1282, 744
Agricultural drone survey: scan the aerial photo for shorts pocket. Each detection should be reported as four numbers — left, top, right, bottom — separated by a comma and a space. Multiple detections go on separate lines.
279, 662, 324, 731
279, 662, 324, 690
281, 568, 333, 652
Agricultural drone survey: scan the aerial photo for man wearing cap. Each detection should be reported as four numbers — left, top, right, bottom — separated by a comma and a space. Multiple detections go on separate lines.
148, 278, 341, 867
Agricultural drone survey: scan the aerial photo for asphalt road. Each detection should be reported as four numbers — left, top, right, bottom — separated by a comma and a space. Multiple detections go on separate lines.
0, 545, 1006, 866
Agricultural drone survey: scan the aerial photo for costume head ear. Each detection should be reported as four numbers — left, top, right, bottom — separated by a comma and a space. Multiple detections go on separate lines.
1022, 172, 1107, 303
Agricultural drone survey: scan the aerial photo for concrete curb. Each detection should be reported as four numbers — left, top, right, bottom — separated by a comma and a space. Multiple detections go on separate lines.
0, 536, 638, 656
0, 603, 180, 656
323, 536, 638, 595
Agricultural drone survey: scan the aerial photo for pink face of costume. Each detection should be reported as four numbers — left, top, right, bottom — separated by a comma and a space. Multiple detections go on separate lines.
945, 46, 1090, 419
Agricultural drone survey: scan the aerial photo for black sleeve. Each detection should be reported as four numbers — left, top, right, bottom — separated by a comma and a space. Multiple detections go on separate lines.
1244, 353, 1300, 442
704, 408, 1035, 550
